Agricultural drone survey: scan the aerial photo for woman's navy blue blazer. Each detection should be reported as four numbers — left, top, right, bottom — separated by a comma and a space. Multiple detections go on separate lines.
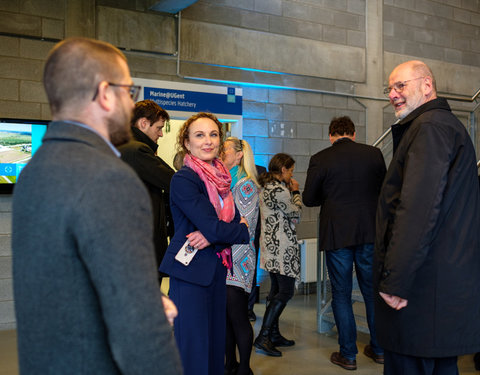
160, 166, 250, 286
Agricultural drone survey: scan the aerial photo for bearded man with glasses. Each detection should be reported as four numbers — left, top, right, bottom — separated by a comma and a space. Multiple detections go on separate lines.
374, 60, 480, 374
12, 37, 182, 375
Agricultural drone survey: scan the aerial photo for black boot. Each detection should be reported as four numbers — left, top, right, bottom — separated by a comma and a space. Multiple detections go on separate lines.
224, 361, 239, 375
271, 316, 295, 347
265, 298, 295, 347
253, 299, 283, 357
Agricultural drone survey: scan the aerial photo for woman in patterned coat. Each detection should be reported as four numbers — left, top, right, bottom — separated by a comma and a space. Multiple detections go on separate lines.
254, 153, 302, 357
221, 137, 259, 375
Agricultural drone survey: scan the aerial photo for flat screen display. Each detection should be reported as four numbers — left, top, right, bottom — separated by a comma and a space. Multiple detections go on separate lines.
0, 118, 49, 194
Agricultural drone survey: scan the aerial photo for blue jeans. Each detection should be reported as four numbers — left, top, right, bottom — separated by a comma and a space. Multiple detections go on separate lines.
326, 243, 383, 360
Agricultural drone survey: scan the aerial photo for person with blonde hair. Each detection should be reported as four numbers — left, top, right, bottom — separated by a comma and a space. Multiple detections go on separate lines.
221, 137, 259, 375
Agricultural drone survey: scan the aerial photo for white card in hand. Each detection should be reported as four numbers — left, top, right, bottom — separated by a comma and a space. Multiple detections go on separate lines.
174, 240, 198, 266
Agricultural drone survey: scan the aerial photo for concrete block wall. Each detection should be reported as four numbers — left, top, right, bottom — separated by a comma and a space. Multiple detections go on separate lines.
384, 0, 480, 68
0, 0, 479, 328
0, 1, 65, 39
242, 87, 366, 239
381, 1, 480, 152
181, 0, 366, 81
0, 37, 53, 120
0, 0, 68, 330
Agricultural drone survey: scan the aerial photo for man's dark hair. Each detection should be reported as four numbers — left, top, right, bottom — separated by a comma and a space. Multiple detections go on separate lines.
329, 116, 355, 137
131, 100, 170, 127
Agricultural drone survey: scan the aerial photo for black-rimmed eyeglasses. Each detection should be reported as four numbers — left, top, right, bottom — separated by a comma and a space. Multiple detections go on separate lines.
383, 77, 425, 96
92, 82, 142, 102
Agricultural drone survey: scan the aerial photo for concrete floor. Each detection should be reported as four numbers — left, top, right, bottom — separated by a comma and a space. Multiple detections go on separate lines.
0, 294, 478, 374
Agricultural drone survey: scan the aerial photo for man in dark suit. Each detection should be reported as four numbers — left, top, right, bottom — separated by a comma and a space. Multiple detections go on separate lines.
12, 37, 182, 374
119, 100, 175, 283
303, 116, 386, 371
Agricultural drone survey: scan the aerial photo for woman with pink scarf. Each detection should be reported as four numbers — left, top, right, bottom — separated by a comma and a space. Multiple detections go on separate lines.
160, 112, 249, 375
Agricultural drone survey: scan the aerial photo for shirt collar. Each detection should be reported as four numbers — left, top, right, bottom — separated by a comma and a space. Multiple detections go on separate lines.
62, 120, 120, 157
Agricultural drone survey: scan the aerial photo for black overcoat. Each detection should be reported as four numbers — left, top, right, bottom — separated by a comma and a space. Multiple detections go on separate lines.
118, 127, 175, 276
374, 98, 480, 357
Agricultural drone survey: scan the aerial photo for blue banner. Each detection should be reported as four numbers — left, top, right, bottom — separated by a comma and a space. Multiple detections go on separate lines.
143, 87, 242, 115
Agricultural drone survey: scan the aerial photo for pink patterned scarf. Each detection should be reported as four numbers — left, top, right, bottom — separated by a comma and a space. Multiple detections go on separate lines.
184, 153, 235, 268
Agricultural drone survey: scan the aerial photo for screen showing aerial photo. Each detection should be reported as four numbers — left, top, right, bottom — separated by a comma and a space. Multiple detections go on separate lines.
0, 123, 46, 184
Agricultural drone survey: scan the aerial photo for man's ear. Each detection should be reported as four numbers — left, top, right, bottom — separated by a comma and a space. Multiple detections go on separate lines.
96, 81, 114, 112
137, 117, 150, 131
423, 76, 434, 97
352, 132, 356, 141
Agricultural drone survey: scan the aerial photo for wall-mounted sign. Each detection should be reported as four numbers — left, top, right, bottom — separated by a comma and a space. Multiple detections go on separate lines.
134, 78, 242, 116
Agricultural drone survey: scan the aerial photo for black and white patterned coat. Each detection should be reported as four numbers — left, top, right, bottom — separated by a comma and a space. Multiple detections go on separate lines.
259, 179, 302, 279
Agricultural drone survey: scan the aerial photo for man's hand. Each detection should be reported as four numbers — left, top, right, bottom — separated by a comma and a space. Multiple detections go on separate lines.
161, 295, 178, 325
379, 292, 408, 310
186, 230, 211, 249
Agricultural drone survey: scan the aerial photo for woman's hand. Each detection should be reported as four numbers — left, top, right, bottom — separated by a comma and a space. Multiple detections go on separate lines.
186, 230, 211, 249
289, 178, 300, 191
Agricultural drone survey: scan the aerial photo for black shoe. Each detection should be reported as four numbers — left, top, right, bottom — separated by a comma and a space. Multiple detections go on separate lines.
253, 334, 282, 357
271, 320, 295, 347
224, 361, 239, 375
330, 352, 357, 371
363, 344, 384, 364
248, 310, 256, 322
270, 331, 295, 347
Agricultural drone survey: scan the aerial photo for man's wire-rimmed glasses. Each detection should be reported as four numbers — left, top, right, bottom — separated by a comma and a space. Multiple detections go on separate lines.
383, 77, 425, 96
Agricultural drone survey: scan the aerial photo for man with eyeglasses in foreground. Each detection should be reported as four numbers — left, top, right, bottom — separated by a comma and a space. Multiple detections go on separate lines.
12, 37, 182, 374
374, 60, 480, 374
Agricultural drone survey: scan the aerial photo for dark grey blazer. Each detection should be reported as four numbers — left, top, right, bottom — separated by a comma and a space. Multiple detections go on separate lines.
303, 138, 386, 251
12, 121, 182, 374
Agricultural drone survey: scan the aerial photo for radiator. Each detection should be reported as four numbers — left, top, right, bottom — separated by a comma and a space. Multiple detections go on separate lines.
299, 238, 318, 283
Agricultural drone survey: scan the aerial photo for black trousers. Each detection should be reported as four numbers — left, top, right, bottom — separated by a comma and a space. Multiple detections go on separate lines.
225, 286, 253, 375
268, 272, 295, 304
384, 350, 458, 375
